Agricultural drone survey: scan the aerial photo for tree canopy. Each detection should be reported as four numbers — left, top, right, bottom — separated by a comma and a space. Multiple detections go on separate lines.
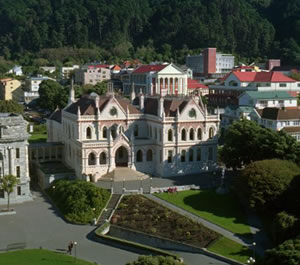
0, 0, 298, 64
220, 119, 300, 169
0, 174, 19, 211
0, 100, 23, 113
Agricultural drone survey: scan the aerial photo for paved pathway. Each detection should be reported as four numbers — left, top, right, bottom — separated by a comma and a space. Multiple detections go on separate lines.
0, 190, 230, 265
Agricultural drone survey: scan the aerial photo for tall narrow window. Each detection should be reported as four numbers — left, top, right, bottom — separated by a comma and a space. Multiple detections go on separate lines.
160, 149, 162, 163
111, 126, 116, 139
103, 127, 107, 139
17, 186, 21, 196
197, 149, 201, 161
181, 129, 186, 141
181, 150, 186, 162
197, 128, 202, 140
167, 150, 173, 163
168, 129, 173, 141
16, 166, 20, 178
136, 150, 143, 162
189, 129, 194, 140
155, 128, 157, 139
189, 149, 194, 161
209, 127, 214, 139
208, 147, 213, 161
100, 152, 107, 164
147, 149, 153, 161
16, 148, 20, 159
134, 125, 139, 137
86, 127, 92, 139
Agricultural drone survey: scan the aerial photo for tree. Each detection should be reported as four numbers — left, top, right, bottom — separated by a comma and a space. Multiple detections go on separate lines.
220, 119, 300, 169
0, 175, 19, 211
237, 159, 300, 212
38, 80, 65, 110
126, 255, 186, 265
0, 100, 23, 114
262, 236, 300, 265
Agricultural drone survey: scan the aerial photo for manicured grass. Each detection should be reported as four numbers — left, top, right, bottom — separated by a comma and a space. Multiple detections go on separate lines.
29, 133, 47, 143
208, 237, 252, 263
156, 190, 251, 236
0, 249, 94, 265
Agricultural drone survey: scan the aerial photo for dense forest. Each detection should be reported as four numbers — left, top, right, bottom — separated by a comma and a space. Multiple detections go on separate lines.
0, 0, 299, 65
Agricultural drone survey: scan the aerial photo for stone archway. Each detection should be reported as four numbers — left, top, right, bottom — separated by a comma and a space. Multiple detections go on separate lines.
115, 146, 129, 167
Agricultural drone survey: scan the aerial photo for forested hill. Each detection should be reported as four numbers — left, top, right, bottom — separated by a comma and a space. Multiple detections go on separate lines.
0, 0, 299, 64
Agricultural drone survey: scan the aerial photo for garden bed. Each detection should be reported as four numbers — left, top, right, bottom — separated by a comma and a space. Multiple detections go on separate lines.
112, 195, 219, 248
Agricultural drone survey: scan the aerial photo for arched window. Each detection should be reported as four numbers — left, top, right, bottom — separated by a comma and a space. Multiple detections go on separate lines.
100, 152, 107, 165
197, 149, 201, 161
181, 128, 186, 141
181, 150, 186, 162
134, 125, 139, 137
168, 129, 173, 141
86, 127, 92, 139
189, 128, 194, 140
197, 128, 202, 140
209, 127, 214, 139
189, 149, 194, 161
88, 152, 96, 165
111, 126, 117, 139
136, 150, 143, 162
103, 126, 107, 139
146, 149, 153, 161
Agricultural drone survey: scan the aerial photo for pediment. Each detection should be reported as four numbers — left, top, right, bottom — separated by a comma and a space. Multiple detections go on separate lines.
178, 100, 205, 121
158, 64, 184, 75
100, 97, 126, 120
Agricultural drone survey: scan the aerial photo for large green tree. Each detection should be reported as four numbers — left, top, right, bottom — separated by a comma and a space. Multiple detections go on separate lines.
220, 119, 300, 169
0, 175, 19, 211
237, 159, 300, 212
0, 100, 23, 113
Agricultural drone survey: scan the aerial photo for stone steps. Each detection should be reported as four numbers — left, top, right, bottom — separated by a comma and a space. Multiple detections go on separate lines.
97, 194, 122, 226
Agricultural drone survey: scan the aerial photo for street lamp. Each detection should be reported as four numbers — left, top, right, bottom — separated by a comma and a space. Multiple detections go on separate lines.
247, 257, 255, 264
253, 242, 256, 260
73, 241, 77, 262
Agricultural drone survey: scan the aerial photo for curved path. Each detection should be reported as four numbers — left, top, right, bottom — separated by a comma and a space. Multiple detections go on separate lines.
0, 190, 230, 265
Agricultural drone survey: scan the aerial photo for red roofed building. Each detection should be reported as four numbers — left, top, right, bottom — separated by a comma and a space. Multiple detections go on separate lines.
123, 63, 189, 96
187, 78, 209, 96
209, 71, 300, 107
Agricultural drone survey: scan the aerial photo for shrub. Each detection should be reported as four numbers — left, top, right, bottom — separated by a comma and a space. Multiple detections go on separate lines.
126, 255, 186, 265
285, 175, 300, 217
237, 159, 300, 212
271, 211, 299, 244
262, 236, 300, 265
47, 179, 110, 224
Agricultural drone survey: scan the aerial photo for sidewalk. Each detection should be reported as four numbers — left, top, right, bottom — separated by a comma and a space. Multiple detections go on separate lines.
145, 194, 269, 257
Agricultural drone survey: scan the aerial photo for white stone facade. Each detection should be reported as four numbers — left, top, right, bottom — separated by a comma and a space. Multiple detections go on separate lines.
48, 93, 220, 181
0, 113, 31, 204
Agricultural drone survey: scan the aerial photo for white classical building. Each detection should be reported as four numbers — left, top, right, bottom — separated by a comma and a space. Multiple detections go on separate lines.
47, 89, 220, 181
123, 63, 189, 96
0, 113, 31, 204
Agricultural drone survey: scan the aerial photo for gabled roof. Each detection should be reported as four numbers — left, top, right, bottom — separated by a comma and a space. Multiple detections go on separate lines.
256, 108, 300, 120
48, 109, 62, 123
187, 78, 208, 89
64, 95, 141, 116
133, 64, 167, 74
231, 71, 296, 83
241, 91, 295, 100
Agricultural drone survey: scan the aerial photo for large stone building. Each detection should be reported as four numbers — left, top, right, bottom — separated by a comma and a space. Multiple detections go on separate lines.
0, 113, 31, 204
47, 88, 220, 181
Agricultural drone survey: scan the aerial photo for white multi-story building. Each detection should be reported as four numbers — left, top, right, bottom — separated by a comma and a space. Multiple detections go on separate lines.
74, 65, 111, 86
47, 89, 220, 181
123, 63, 189, 96
60, 65, 80, 79
0, 113, 31, 204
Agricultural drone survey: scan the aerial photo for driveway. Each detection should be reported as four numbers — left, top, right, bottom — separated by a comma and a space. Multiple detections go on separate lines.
0, 189, 230, 265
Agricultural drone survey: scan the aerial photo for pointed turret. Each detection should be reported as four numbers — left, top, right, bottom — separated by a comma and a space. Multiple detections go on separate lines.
130, 82, 136, 103
139, 89, 144, 111
158, 96, 164, 118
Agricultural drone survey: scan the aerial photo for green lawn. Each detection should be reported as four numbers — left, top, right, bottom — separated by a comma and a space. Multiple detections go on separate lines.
156, 190, 251, 236
0, 249, 95, 265
29, 133, 47, 143
208, 237, 252, 263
